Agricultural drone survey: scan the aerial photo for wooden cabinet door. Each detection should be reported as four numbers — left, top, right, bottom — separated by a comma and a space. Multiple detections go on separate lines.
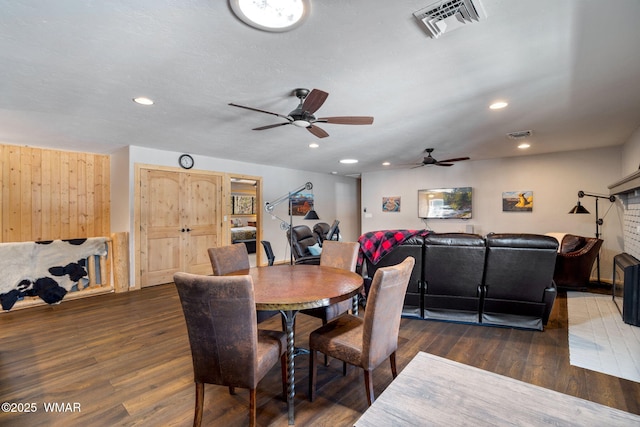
139, 169, 222, 287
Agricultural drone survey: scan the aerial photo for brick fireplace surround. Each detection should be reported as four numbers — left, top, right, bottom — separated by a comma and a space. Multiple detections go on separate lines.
611, 170, 640, 260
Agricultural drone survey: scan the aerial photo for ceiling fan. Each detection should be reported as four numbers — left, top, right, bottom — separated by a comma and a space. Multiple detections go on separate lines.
229, 88, 374, 138
409, 148, 470, 168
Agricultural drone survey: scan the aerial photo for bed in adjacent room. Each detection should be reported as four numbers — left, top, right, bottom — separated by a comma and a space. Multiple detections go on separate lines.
231, 226, 256, 253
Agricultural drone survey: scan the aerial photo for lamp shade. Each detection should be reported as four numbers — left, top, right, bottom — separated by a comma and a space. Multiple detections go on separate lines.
303, 209, 319, 220
568, 201, 590, 214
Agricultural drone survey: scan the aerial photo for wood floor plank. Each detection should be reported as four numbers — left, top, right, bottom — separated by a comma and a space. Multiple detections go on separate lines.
1, 284, 639, 426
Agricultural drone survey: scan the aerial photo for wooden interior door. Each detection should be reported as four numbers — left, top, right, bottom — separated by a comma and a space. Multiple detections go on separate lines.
183, 173, 221, 275
139, 168, 222, 287
140, 169, 183, 287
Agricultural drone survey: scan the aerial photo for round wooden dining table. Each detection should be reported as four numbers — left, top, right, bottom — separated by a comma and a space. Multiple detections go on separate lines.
233, 264, 363, 425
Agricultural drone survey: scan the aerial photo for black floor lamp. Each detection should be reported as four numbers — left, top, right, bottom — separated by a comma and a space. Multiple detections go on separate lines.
264, 182, 319, 264
568, 190, 616, 284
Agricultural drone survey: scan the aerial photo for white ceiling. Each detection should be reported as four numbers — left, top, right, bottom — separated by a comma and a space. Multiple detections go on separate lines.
2, 0, 640, 175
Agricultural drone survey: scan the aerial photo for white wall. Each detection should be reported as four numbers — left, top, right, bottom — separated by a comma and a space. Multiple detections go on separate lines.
361, 146, 624, 281
110, 146, 360, 285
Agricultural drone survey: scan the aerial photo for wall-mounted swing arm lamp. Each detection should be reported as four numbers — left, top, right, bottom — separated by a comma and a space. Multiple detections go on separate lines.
264, 182, 319, 264
568, 190, 616, 284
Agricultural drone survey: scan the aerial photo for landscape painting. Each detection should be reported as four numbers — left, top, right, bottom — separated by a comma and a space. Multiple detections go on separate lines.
290, 193, 313, 216
502, 191, 533, 212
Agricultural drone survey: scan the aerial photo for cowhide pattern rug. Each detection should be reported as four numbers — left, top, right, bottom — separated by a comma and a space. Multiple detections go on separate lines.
0, 238, 108, 310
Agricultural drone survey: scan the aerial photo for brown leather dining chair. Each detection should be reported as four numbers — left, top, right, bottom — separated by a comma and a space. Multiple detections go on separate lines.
174, 272, 287, 427
208, 242, 250, 275
308, 256, 415, 406
301, 240, 360, 324
208, 243, 279, 324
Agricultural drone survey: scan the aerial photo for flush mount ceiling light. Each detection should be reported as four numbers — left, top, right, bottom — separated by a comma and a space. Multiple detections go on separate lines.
230, 0, 310, 32
489, 101, 508, 110
133, 97, 154, 105
340, 159, 358, 164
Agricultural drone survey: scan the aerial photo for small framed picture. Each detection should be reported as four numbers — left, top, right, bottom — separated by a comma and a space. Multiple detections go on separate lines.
382, 196, 401, 212
502, 191, 533, 212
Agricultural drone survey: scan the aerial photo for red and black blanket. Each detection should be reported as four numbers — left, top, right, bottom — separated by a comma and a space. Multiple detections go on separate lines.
358, 229, 429, 267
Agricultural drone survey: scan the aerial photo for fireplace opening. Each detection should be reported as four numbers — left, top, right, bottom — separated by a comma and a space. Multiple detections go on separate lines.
613, 253, 640, 326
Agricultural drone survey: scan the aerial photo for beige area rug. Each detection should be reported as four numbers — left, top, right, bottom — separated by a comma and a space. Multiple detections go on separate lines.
567, 292, 640, 383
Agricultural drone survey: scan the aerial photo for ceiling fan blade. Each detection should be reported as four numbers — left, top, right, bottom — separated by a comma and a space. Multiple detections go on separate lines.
435, 163, 454, 167
228, 103, 289, 120
253, 122, 291, 131
302, 89, 329, 114
437, 157, 470, 163
307, 124, 329, 138
410, 164, 426, 169
317, 116, 374, 125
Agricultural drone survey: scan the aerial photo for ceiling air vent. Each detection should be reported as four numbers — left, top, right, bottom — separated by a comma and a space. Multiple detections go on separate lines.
507, 130, 533, 140
413, 0, 487, 39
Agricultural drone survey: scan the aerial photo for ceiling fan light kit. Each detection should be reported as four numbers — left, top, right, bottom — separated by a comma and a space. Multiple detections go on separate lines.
229, 88, 374, 138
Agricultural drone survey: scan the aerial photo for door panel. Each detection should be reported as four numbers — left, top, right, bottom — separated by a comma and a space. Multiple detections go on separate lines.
184, 173, 221, 275
140, 169, 184, 287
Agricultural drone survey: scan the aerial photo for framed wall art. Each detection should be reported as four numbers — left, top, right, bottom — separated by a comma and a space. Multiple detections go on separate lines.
232, 195, 255, 215
382, 196, 401, 212
290, 193, 313, 216
502, 191, 533, 212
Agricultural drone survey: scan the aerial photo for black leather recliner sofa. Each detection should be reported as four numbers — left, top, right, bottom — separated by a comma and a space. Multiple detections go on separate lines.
364, 232, 559, 330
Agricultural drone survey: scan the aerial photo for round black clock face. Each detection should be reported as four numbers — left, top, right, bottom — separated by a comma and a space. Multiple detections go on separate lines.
179, 154, 194, 169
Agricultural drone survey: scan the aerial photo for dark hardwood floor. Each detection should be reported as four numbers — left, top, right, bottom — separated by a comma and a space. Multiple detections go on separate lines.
1, 284, 639, 426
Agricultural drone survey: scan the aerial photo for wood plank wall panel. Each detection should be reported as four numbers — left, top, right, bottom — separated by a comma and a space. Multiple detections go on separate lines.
0, 144, 110, 242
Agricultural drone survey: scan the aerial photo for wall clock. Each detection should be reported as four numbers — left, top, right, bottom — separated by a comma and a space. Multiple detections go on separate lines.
179, 154, 194, 169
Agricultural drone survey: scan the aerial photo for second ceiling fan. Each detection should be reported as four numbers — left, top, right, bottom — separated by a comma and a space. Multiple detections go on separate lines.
409, 148, 470, 168
229, 88, 374, 138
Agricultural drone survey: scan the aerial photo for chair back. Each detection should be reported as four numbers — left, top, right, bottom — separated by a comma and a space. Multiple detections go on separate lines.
174, 272, 259, 389
320, 241, 359, 272
362, 257, 415, 370
260, 240, 275, 266
313, 222, 331, 244
287, 225, 320, 260
208, 243, 250, 275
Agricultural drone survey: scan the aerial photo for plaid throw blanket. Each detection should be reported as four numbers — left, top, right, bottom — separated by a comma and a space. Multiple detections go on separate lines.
358, 229, 429, 266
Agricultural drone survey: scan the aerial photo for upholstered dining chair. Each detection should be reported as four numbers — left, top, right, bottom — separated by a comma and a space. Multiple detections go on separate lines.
301, 240, 360, 324
208, 243, 279, 324
173, 272, 287, 427
308, 256, 415, 406
208, 243, 250, 275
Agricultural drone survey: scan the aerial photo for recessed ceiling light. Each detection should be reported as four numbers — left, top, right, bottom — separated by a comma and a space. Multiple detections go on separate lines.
340, 159, 358, 164
309, 143, 319, 148
518, 143, 531, 149
382, 161, 391, 166
489, 101, 508, 110
230, 0, 310, 32
133, 97, 154, 105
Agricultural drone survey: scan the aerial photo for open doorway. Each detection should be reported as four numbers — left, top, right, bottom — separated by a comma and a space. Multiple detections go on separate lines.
229, 175, 262, 267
